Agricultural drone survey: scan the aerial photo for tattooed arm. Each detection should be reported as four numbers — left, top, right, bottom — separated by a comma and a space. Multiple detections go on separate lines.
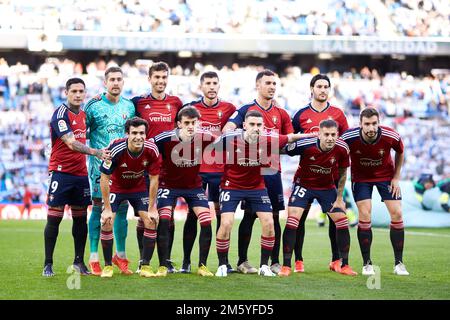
61, 132, 110, 160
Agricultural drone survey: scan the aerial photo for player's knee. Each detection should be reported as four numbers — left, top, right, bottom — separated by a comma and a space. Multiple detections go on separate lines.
358, 209, 371, 221
220, 217, 233, 232
261, 217, 274, 233
330, 212, 347, 222
390, 210, 403, 222
140, 215, 151, 229
102, 221, 113, 232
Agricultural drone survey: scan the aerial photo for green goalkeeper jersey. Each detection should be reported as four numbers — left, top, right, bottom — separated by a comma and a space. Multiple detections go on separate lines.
84, 93, 135, 150
84, 93, 135, 195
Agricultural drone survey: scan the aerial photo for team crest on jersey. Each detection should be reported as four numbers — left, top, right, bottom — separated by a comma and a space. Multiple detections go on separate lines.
272, 116, 278, 124
58, 120, 68, 132
330, 157, 336, 164
122, 114, 127, 120
379, 149, 385, 156
103, 160, 112, 169
142, 160, 149, 167
167, 104, 171, 111
287, 143, 296, 151
218, 111, 223, 119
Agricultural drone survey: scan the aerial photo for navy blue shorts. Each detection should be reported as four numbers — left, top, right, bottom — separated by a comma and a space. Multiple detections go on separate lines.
109, 191, 148, 215
157, 188, 209, 209
47, 171, 91, 207
220, 189, 272, 214
288, 184, 344, 214
200, 172, 222, 203
241, 171, 284, 212
352, 181, 402, 202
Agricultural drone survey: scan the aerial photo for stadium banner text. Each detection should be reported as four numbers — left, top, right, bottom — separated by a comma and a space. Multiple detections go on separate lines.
1, 31, 449, 56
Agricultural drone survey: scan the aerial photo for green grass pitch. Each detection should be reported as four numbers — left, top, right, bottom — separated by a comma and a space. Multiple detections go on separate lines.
0, 219, 449, 300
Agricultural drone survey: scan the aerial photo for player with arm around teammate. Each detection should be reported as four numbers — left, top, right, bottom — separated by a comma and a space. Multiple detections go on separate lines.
43, 78, 110, 277
222, 69, 294, 275
215, 110, 314, 277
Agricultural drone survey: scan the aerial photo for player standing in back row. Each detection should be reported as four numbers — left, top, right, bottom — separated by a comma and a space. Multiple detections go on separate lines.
131, 61, 183, 273
43, 78, 110, 277
84, 66, 135, 276
290, 74, 349, 273
180, 71, 236, 274
222, 69, 294, 275
341, 108, 409, 276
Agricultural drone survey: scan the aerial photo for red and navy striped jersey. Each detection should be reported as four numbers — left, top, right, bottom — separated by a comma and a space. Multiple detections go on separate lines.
218, 130, 289, 190
154, 129, 215, 189
341, 126, 404, 182
131, 93, 183, 138
228, 99, 293, 134
100, 138, 160, 193
184, 98, 236, 173
291, 102, 349, 182
49, 104, 88, 176
286, 137, 350, 190
228, 100, 293, 171
291, 103, 348, 135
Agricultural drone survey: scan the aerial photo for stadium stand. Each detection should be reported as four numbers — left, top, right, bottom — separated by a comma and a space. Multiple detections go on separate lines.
0, 57, 449, 204
0, 0, 448, 36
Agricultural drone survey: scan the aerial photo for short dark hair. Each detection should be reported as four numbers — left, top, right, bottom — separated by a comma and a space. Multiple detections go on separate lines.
125, 117, 148, 134
256, 69, 276, 82
245, 110, 263, 120
310, 74, 331, 88
105, 66, 123, 79
148, 61, 169, 77
359, 108, 379, 122
65, 77, 85, 90
177, 106, 200, 121
200, 71, 219, 83
319, 119, 338, 129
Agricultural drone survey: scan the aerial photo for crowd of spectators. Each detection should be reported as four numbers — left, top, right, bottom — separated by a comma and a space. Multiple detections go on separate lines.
0, 0, 447, 37
383, 0, 450, 36
0, 56, 449, 203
